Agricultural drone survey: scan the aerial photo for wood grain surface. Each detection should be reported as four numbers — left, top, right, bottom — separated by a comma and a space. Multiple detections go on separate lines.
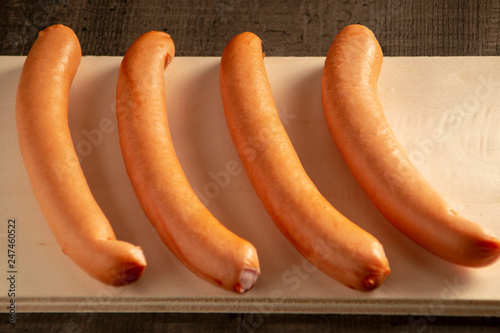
3, 313, 500, 332
1, 0, 500, 332
1, 0, 500, 56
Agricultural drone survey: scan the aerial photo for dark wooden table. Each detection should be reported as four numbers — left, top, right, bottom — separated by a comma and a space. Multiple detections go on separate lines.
3, 0, 500, 57
2, 0, 500, 331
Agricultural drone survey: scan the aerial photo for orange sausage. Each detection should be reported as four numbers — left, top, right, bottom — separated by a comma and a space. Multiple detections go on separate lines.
16, 24, 146, 286
321, 24, 500, 267
116, 31, 260, 293
220, 32, 390, 291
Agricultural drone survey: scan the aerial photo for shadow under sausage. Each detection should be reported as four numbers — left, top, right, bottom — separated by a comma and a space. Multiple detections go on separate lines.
67, 59, 174, 285
280, 61, 473, 295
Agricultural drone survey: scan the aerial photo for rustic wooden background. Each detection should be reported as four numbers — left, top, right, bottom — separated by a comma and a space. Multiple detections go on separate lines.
2, 0, 500, 331
2, 0, 500, 57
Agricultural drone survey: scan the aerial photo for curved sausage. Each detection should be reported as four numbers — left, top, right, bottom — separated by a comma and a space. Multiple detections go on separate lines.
219, 32, 390, 291
321, 24, 500, 267
116, 31, 260, 293
16, 24, 146, 286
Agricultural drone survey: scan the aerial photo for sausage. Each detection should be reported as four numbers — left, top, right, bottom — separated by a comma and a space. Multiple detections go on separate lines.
219, 32, 390, 291
116, 31, 260, 293
321, 24, 500, 267
15, 24, 146, 286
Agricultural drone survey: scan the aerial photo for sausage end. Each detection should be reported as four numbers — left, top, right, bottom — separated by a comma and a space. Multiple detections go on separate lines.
109, 246, 147, 286
234, 268, 260, 293
361, 267, 391, 292
468, 237, 500, 268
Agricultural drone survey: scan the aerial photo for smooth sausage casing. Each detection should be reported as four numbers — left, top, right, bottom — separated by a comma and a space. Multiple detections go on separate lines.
16, 24, 146, 286
116, 31, 260, 293
321, 24, 500, 267
220, 32, 390, 291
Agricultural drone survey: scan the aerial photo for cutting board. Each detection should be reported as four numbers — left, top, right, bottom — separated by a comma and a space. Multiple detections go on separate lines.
1, 56, 499, 315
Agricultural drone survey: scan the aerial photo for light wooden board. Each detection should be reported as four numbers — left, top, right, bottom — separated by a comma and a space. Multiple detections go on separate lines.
1, 56, 499, 315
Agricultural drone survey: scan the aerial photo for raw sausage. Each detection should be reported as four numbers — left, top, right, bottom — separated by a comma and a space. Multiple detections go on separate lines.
16, 24, 146, 286
116, 31, 260, 293
321, 24, 500, 267
220, 32, 390, 291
